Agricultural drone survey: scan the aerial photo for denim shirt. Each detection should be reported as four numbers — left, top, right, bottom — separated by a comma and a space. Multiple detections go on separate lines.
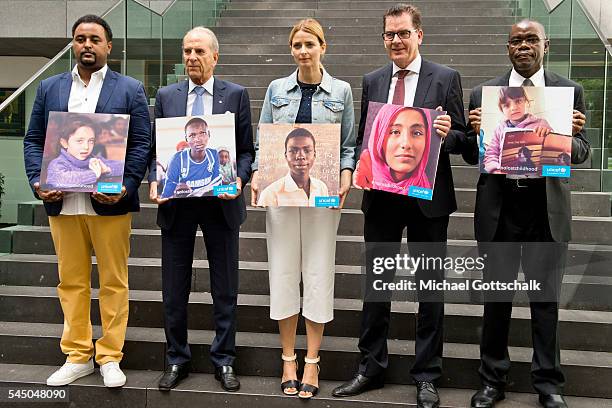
253, 68, 356, 171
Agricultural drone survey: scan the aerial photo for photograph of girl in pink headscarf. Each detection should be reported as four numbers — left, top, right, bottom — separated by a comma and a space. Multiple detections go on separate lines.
355, 103, 442, 197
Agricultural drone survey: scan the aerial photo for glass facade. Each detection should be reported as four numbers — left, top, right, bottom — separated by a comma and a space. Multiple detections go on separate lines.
517, 0, 612, 192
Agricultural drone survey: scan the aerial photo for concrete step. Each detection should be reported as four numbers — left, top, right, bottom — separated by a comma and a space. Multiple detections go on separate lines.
214, 25, 514, 37
221, 8, 516, 18
12, 201, 612, 244
215, 17, 518, 28
218, 43, 511, 54
1, 285, 611, 351
18, 185, 612, 222
216, 74, 498, 89
0, 322, 611, 397
227, 0, 519, 10
1, 254, 611, 310
3, 227, 611, 275
214, 32, 511, 45
214, 63, 508, 77
218, 53, 510, 66
2, 363, 609, 408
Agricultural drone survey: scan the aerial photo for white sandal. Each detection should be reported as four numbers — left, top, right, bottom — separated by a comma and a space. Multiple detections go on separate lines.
280, 354, 300, 396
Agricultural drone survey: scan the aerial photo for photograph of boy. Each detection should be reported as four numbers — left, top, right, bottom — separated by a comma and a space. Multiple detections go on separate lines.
354, 102, 442, 195
161, 117, 222, 198
42, 113, 126, 192
483, 87, 552, 173
218, 146, 237, 184
258, 127, 329, 207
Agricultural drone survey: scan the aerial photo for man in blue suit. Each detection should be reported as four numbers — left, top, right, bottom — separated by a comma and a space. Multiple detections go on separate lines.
23, 15, 151, 388
148, 26, 255, 392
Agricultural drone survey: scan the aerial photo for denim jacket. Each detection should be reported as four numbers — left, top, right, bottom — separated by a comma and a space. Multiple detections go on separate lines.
253, 68, 356, 171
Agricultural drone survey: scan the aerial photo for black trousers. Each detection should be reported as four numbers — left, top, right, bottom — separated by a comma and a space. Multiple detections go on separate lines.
161, 198, 239, 368
358, 197, 448, 383
478, 179, 566, 395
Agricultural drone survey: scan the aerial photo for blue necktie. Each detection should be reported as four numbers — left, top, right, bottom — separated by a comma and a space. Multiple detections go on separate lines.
192, 86, 205, 116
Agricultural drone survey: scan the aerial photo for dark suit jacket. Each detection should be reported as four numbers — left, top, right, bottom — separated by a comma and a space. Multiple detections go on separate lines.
356, 59, 469, 218
462, 70, 590, 242
23, 69, 152, 216
149, 78, 255, 230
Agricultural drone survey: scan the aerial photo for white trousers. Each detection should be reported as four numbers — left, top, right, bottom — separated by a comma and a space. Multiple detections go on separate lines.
266, 206, 341, 323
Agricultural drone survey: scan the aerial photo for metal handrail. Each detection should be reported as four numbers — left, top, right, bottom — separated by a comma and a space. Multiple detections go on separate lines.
0, 0, 180, 113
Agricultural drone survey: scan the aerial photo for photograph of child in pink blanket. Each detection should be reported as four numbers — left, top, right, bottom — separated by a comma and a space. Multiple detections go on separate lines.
482, 87, 552, 174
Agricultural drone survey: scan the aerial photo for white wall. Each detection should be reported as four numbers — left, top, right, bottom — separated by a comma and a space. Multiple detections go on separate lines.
0, 57, 50, 88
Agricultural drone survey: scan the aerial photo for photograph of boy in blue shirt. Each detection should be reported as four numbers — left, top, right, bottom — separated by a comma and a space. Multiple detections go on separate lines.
161, 117, 221, 198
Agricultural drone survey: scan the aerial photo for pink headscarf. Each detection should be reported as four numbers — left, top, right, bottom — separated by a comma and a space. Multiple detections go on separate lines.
367, 104, 432, 191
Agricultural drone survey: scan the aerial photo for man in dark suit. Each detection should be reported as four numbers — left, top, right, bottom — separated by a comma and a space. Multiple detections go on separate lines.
464, 20, 588, 408
332, 4, 469, 408
148, 26, 254, 392
23, 15, 151, 388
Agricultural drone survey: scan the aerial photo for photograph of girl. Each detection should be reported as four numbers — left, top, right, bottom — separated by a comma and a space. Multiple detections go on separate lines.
482, 86, 552, 174
42, 112, 127, 192
354, 102, 441, 197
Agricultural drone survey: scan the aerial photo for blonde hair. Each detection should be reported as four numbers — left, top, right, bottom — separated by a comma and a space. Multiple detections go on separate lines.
289, 19, 326, 46
289, 19, 326, 69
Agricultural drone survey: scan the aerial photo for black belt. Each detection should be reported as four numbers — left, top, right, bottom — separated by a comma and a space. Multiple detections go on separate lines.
504, 177, 546, 188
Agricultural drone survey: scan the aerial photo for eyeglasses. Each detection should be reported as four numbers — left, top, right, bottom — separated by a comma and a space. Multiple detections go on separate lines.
381, 29, 419, 41
186, 130, 209, 140
508, 36, 547, 47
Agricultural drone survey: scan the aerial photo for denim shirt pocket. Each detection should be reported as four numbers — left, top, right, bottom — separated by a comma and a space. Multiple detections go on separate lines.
322, 99, 345, 123
270, 95, 292, 122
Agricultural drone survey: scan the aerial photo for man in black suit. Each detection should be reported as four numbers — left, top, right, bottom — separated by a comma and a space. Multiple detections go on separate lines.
332, 4, 469, 408
464, 20, 588, 408
148, 26, 255, 392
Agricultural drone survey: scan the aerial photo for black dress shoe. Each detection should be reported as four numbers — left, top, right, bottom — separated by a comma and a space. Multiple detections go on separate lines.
158, 364, 190, 391
538, 394, 568, 408
331, 373, 384, 397
470, 385, 505, 408
215, 365, 240, 392
416, 381, 440, 408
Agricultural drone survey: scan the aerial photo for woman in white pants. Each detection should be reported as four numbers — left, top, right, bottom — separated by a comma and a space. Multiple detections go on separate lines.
250, 18, 356, 399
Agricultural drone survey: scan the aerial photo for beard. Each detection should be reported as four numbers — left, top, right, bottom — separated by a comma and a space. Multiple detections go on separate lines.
79, 52, 97, 66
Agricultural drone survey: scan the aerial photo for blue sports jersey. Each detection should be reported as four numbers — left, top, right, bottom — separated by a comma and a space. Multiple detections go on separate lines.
161, 148, 222, 198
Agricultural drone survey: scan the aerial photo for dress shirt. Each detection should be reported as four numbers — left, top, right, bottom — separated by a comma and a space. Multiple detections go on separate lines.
509, 66, 545, 87
257, 172, 329, 207
187, 76, 214, 116
61, 64, 108, 215
387, 54, 422, 106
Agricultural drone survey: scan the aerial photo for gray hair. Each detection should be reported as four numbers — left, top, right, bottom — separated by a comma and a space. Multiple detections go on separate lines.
183, 26, 219, 53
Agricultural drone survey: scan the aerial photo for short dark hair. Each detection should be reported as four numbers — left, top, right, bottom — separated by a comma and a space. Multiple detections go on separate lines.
284, 127, 316, 151
72, 15, 113, 42
184, 117, 208, 134
512, 19, 547, 39
61, 119, 97, 141
383, 4, 422, 32
498, 86, 530, 111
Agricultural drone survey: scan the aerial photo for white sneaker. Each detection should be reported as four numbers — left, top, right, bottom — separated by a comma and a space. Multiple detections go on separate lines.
100, 361, 126, 388
46, 359, 94, 386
